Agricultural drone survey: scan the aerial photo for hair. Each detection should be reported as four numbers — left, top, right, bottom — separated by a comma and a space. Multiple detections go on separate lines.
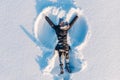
59, 18, 64, 24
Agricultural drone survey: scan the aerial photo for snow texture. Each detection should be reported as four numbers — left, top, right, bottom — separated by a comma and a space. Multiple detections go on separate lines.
25, 0, 89, 79
0, 0, 120, 80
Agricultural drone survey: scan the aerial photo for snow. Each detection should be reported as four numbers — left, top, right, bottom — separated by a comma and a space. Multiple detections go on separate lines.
32, 0, 89, 79
0, 0, 120, 80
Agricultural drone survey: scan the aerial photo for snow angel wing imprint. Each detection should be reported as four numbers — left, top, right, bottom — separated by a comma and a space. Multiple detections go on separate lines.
68, 12, 88, 48
34, 13, 57, 50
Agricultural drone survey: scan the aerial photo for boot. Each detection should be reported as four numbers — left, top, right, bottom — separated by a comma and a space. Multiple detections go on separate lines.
65, 63, 71, 73
60, 70, 64, 74
60, 64, 64, 74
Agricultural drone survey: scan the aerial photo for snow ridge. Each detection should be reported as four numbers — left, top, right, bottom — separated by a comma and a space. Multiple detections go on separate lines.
21, 0, 89, 80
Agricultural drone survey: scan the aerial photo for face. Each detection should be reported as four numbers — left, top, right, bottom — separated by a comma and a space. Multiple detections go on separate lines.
60, 21, 64, 27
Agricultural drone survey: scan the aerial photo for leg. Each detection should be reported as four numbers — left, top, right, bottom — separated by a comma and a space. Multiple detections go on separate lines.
65, 50, 71, 73
58, 50, 64, 74
65, 50, 69, 64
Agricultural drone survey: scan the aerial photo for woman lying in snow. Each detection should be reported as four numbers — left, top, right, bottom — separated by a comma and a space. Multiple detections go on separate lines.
45, 15, 78, 74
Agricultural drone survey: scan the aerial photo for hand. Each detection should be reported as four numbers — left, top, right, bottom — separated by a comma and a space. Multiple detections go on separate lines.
42, 13, 47, 18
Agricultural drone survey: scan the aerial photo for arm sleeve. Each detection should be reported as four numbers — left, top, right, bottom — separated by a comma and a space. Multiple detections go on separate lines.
45, 16, 55, 28
69, 15, 78, 29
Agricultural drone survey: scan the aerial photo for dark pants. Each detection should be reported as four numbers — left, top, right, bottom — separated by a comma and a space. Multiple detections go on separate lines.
58, 49, 69, 65
55, 44, 70, 70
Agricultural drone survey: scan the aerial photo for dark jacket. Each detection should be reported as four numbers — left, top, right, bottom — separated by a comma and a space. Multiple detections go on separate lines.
45, 15, 78, 50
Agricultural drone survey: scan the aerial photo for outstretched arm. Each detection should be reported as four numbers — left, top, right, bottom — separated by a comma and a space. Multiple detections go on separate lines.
68, 15, 78, 29
45, 16, 55, 28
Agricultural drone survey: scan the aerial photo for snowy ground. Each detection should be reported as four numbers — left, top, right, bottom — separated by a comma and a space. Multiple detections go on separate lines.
0, 0, 120, 80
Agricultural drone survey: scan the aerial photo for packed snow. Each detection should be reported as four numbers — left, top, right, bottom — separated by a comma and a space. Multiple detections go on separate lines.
21, 0, 89, 79
0, 0, 120, 80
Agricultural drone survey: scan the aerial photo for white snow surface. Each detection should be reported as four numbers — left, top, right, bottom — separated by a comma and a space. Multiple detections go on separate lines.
31, 0, 88, 79
0, 0, 120, 80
